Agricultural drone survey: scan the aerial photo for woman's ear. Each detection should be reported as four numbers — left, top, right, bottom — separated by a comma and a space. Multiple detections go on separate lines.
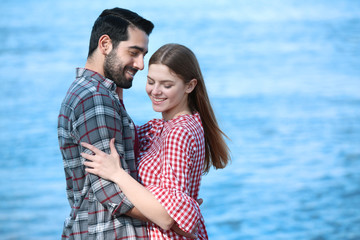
186, 78, 197, 93
98, 34, 113, 55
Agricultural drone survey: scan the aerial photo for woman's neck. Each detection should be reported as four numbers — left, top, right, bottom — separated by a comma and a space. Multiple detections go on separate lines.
163, 109, 192, 121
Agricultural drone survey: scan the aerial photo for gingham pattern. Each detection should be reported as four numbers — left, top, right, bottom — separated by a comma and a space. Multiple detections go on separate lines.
137, 113, 208, 239
58, 68, 147, 240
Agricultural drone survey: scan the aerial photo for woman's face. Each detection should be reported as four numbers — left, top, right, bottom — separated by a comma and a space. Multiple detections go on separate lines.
146, 64, 194, 120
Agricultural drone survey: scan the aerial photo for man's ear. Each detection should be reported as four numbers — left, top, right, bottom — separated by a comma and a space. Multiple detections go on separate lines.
98, 34, 113, 55
186, 78, 197, 93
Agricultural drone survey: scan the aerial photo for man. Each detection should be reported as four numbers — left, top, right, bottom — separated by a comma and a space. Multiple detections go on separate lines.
58, 8, 154, 239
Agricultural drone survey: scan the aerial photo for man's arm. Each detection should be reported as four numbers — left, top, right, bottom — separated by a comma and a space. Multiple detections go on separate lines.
73, 91, 135, 215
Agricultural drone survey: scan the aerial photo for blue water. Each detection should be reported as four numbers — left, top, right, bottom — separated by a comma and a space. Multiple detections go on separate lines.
1, 0, 360, 239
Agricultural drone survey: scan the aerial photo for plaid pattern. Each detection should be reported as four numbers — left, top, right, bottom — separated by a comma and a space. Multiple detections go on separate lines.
137, 113, 209, 239
58, 68, 147, 240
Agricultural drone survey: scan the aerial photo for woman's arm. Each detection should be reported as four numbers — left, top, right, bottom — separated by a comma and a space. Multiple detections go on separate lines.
111, 164, 176, 230
125, 206, 149, 222
125, 206, 199, 238
81, 139, 175, 230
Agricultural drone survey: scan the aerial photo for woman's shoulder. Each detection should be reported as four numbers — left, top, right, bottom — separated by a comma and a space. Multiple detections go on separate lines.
137, 118, 164, 135
173, 113, 202, 131
166, 113, 204, 139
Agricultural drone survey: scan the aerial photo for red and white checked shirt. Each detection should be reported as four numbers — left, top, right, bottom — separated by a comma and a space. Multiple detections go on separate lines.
137, 113, 209, 239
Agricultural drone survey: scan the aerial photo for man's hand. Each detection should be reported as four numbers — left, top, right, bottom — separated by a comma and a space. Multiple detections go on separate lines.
171, 223, 198, 239
172, 198, 203, 238
126, 198, 204, 238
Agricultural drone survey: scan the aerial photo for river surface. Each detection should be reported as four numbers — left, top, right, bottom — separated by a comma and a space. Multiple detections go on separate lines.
0, 0, 360, 239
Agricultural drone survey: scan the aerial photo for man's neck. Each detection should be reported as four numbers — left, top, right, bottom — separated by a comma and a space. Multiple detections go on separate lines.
85, 58, 105, 76
116, 87, 123, 100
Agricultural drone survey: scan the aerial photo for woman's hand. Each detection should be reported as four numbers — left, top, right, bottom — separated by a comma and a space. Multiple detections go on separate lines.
81, 138, 122, 182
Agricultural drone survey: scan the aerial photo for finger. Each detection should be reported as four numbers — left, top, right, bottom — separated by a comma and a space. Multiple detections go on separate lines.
81, 142, 103, 155
81, 152, 97, 161
83, 160, 95, 168
172, 224, 197, 239
84, 166, 97, 175
191, 222, 199, 234
184, 232, 197, 239
109, 138, 117, 157
189, 233, 197, 239
184, 231, 197, 239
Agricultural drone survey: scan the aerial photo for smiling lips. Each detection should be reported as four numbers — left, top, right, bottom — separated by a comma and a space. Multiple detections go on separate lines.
151, 96, 166, 105
126, 67, 137, 79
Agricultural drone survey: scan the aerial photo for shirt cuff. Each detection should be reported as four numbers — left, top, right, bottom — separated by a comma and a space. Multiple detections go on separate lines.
146, 185, 200, 232
110, 192, 134, 216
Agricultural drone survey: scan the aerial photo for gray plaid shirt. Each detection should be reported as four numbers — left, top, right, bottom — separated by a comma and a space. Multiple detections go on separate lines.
58, 68, 147, 239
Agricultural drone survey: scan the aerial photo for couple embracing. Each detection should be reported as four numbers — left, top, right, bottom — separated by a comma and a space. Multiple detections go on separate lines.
58, 7, 230, 240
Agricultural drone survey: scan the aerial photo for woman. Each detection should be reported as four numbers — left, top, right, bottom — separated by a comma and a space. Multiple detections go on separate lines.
81, 43, 230, 239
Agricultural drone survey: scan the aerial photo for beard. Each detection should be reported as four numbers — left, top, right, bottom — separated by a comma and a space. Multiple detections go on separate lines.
103, 49, 133, 89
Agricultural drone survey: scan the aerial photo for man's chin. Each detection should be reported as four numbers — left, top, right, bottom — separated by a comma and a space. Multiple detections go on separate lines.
115, 82, 132, 89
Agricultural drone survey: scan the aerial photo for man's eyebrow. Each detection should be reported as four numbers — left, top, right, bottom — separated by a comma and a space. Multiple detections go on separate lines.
129, 46, 148, 54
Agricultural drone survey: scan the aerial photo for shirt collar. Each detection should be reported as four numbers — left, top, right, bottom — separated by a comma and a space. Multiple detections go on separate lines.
76, 68, 117, 92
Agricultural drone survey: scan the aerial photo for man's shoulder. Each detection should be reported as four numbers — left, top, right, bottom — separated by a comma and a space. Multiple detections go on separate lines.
62, 76, 113, 108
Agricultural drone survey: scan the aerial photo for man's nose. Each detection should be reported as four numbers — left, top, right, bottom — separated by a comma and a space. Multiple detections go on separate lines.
134, 56, 144, 70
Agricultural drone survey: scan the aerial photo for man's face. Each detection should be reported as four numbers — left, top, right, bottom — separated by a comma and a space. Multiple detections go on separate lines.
104, 27, 149, 88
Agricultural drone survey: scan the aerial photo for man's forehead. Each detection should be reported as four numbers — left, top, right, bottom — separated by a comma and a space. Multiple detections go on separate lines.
121, 28, 149, 52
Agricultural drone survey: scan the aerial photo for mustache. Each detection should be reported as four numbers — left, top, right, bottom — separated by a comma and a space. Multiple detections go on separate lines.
125, 66, 138, 73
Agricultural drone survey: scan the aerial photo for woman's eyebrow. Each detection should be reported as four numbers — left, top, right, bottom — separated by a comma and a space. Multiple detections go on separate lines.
147, 76, 174, 83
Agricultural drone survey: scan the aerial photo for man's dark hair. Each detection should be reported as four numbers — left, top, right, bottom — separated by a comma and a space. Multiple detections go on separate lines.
88, 8, 154, 57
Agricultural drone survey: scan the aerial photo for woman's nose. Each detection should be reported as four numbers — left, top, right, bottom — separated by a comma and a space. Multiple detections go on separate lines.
152, 85, 161, 95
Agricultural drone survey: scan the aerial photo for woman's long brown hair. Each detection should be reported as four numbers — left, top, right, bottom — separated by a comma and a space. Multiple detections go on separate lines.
149, 43, 230, 173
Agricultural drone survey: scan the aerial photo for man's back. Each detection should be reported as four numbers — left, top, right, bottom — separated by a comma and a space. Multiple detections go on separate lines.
58, 68, 146, 240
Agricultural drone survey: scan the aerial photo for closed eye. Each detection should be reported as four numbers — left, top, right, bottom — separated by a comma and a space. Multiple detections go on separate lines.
147, 77, 154, 85
129, 50, 139, 57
